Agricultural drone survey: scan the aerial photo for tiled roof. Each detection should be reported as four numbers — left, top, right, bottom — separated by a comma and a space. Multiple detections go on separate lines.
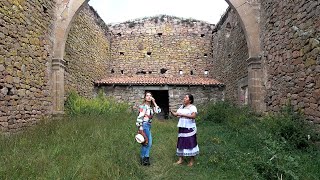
95, 76, 224, 86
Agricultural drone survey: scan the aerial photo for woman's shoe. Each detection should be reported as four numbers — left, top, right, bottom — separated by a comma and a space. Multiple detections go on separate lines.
142, 157, 148, 166
145, 157, 150, 166
142, 157, 150, 166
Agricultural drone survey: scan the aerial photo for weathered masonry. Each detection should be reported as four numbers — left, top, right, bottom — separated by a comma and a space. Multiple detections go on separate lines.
107, 15, 214, 78
1, 0, 319, 133
51, 0, 264, 117
92, 15, 224, 116
95, 77, 224, 119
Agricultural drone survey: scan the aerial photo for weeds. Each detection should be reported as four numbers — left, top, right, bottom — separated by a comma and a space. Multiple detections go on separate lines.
65, 91, 129, 117
199, 101, 320, 179
0, 97, 319, 179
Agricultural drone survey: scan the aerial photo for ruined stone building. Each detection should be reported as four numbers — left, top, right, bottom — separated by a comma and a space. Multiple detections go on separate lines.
95, 15, 226, 119
0, 0, 319, 132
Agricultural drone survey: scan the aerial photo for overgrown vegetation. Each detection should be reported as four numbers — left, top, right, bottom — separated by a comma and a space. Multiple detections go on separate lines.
64, 91, 129, 116
0, 95, 319, 179
128, 21, 136, 28
198, 101, 320, 179
110, 14, 213, 28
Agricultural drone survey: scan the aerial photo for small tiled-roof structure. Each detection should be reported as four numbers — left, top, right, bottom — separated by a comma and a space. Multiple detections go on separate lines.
95, 76, 224, 86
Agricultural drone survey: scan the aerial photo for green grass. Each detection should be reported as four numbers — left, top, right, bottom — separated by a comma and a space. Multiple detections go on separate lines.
0, 97, 319, 179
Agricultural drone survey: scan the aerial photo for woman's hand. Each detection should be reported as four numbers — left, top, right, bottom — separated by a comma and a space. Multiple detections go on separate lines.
151, 97, 158, 107
171, 110, 180, 117
151, 97, 156, 103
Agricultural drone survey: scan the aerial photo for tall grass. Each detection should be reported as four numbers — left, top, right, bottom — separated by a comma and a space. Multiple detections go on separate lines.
65, 91, 130, 117
198, 101, 320, 180
0, 96, 319, 179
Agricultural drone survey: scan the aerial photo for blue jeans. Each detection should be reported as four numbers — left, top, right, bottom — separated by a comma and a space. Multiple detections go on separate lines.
141, 122, 152, 158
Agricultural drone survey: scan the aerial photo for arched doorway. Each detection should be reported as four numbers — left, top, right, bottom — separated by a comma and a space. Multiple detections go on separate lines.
51, 0, 264, 114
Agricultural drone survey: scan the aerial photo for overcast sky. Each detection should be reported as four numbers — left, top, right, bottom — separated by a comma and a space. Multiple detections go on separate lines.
88, 0, 229, 24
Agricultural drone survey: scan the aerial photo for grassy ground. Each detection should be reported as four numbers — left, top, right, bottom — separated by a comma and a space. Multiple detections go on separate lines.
0, 115, 215, 179
0, 95, 319, 179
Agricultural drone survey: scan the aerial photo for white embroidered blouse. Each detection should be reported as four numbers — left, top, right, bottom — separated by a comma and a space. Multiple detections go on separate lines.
177, 104, 198, 128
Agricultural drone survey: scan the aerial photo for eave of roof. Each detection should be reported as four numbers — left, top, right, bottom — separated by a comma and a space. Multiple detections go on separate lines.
95, 76, 224, 86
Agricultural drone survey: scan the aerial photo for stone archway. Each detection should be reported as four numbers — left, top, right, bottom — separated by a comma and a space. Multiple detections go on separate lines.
51, 0, 90, 113
225, 0, 265, 112
225, 0, 261, 57
51, 0, 264, 114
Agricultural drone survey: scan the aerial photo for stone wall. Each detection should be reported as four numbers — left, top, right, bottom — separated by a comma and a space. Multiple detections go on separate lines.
0, 0, 55, 132
211, 8, 249, 103
3, 0, 319, 133
261, 0, 320, 123
168, 86, 225, 110
97, 85, 224, 115
108, 15, 214, 78
64, 5, 111, 98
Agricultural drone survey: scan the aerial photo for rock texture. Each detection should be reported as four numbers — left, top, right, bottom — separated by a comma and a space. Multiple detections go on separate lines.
64, 5, 111, 98
107, 15, 215, 78
0, 0, 55, 132
261, 0, 320, 124
211, 8, 249, 103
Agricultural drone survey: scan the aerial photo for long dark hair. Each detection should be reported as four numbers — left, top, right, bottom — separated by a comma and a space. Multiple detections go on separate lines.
186, 93, 194, 104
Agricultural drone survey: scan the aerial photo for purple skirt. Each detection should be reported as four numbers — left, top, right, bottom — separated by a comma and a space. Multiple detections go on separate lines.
177, 127, 198, 149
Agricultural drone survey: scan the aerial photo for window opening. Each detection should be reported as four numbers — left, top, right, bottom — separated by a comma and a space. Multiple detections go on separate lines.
160, 68, 168, 74
226, 22, 231, 38
136, 71, 147, 75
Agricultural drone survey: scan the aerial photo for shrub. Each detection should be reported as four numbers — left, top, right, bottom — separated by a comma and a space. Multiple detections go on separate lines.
154, 17, 158, 24
192, 101, 320, 179
199, 101, 231, 123
254, 159, 298, 180
263, 105, 318, 150
160, 15, 165, 22
64, 91, 130, 117
128, 22, 136, 28
199, 101, 254, 126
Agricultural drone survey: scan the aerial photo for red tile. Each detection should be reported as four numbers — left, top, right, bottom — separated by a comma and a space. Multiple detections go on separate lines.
95, 76, 223, 86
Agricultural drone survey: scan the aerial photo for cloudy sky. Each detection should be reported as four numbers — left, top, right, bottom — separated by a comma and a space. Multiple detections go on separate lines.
88, 0, 229, 24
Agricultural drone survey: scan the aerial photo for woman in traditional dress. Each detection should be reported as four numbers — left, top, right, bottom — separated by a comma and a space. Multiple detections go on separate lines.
171, 94, 199, 166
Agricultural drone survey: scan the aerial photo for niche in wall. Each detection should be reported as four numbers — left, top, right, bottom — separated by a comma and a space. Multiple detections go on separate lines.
160, 68, 168, 74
